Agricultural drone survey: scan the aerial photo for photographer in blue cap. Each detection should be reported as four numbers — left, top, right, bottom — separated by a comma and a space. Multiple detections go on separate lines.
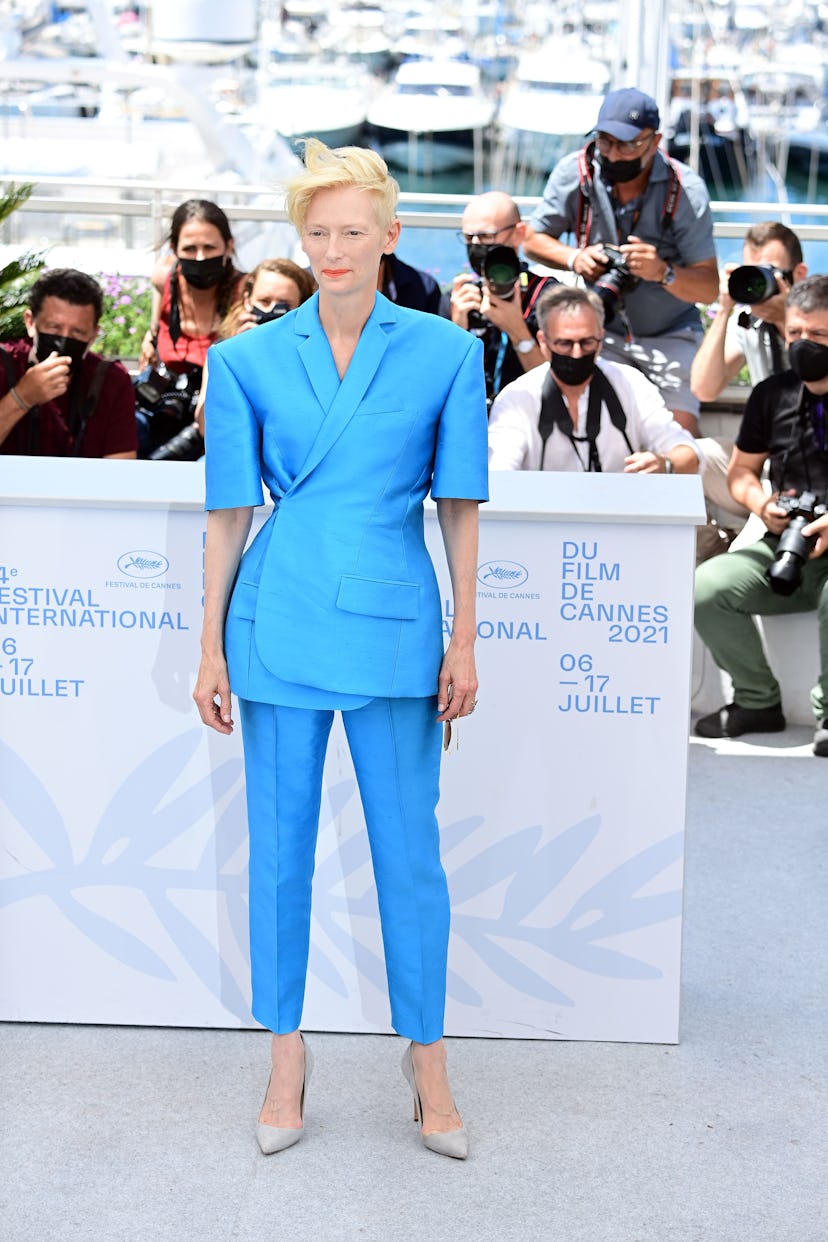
524, 87, 719, 440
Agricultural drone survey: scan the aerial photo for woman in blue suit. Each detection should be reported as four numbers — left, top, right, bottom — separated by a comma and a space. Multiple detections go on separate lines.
194, 140, 488, 1160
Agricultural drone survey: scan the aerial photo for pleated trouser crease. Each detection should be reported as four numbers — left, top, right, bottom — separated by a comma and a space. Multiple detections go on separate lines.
238, 694, 449, 1044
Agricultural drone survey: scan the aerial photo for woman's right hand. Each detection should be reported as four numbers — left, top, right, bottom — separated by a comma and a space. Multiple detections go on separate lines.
193, 649, 235, 734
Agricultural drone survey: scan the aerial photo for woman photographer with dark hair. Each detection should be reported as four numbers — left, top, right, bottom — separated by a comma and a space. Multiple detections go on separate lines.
136, 199, 245, 456
140, 199, 245, 372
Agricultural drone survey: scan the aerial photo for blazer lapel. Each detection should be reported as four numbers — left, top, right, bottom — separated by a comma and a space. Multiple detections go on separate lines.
294, 296, 340, 414
292, 294, 396, 490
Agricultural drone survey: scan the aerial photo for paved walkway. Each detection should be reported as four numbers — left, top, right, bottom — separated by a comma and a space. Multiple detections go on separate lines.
2, 730, 825, 1242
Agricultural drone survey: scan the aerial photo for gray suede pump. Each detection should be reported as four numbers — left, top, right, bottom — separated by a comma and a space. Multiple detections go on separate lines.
401, 1042, 468, 1160
256, 1035, 313, 1155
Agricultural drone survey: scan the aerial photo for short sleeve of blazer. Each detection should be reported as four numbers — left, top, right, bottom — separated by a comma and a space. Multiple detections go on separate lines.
430, 332, 489, 501
203, 344, 265, 511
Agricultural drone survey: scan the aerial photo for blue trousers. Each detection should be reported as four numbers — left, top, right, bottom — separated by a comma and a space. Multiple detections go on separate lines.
237, 695, 449, 1044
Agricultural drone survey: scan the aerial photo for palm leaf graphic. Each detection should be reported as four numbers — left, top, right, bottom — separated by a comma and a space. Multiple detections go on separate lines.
0, 738, 74, 870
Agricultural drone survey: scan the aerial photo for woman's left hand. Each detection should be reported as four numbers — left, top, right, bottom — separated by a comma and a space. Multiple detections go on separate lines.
436, 637, 478, 721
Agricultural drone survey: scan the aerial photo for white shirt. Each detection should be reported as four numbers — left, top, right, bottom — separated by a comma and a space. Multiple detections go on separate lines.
487, 357, 701, 472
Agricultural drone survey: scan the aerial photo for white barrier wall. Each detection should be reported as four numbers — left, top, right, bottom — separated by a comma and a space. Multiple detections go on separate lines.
0, 461, 703, 1043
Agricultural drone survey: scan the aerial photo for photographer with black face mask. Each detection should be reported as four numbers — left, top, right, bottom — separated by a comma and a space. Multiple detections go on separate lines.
135, 199, 245, 457
442, 191, 557, 407
139, 199, 245, 375
695, 276, 828, 758
0, 268, 137, 458
524, 88, 719, 438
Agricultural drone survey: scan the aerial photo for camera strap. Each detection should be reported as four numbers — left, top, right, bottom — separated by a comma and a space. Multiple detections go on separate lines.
538, 366, 633, 470
167, 262, 182, 346
576, 144, 683, 251
68, 359, 112, 457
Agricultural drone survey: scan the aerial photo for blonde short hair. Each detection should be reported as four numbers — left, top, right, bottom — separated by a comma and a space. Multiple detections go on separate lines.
284, 138, 399, 233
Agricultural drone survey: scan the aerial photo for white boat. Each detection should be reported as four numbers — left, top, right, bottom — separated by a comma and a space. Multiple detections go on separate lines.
365, 58, 496, 175
665, 70, 755, 193
495, 42, 611, 182
740, 57, 827, 142
250, 60, 379, 150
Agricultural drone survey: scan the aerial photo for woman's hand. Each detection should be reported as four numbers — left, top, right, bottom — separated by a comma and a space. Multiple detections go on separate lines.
138, 328, 158, 370
193, 648, 235, 734
436, 635, 478, 721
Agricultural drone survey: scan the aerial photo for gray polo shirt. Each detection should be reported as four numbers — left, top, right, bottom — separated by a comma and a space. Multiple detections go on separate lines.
530, 148, 716, 337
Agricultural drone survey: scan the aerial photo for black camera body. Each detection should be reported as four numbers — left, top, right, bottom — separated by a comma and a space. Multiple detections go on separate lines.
592, 244, 639, 318
251, 303, 292, 325
135, 362, 202, 456
767, 491, 827, 596
728, 264, 793, 305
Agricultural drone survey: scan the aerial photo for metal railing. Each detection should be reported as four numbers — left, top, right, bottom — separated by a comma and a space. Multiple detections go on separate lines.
4, 175, 828, 256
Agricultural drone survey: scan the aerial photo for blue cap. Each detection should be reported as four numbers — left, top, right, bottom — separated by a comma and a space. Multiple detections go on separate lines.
594, 88, 660, 141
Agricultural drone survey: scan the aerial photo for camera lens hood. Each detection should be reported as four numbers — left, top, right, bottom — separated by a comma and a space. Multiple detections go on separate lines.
483, 245, 522, 298
728, 264, 779, 304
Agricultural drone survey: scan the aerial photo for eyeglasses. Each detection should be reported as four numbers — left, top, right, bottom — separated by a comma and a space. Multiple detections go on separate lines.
549, 336, 602, 354
594, 131, 654, 158
456, 223, 519, 245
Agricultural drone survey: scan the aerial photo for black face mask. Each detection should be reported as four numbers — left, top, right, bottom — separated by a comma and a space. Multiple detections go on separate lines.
549, 351, 597, 386
178, 255, 227, 290
598, 152, 645, 185
789, 338, 828, 384
466, 242, 495, 277
250, 302, 292, 325
35, 332, 89, 372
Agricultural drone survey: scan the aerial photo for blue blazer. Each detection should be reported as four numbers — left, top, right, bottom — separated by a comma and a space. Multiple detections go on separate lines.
205, 292, 488, 704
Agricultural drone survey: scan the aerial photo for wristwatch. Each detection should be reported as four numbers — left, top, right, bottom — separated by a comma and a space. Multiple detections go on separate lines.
663, 457, 675, 474
515, 338, 536, 355
661, 262, 676, 287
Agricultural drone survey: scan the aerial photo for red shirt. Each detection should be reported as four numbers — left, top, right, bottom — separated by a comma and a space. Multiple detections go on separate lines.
0, 339, 137, 457
156, 269, 244, 371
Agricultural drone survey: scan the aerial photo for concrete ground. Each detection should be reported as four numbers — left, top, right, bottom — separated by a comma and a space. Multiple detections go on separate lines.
1, 729, 825, 1242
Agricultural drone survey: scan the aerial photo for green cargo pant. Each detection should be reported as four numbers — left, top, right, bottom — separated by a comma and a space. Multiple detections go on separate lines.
694, 534, 828, 720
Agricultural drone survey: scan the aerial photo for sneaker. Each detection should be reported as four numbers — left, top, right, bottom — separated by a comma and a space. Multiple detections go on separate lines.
813, 720, 828, 758
695, 702, 786, 739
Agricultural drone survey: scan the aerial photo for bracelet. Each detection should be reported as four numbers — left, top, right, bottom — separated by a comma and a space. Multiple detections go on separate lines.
567, 249, 582, 272
663, 456, 674, 474
10, 386, 31, 413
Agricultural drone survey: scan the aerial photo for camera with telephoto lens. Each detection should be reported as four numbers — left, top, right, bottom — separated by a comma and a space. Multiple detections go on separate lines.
467, 245, 523, 332
591, 244, 639, 318
766, 491, 827, 596
135, 362, 202, 455
149, 422, 205, 462
728, 264, 794, 305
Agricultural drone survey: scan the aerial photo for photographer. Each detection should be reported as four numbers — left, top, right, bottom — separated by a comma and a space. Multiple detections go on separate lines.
0, 268, 136, 459
442, 191, 557, 405
694, 276, 828, 757
523, 88, 718, 436
488, 284, 700, 475
136, 199, 244, 458
691, 222, 807, 402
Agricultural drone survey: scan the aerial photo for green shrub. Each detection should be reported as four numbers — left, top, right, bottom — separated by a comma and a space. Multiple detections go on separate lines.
96, 273, 153, 360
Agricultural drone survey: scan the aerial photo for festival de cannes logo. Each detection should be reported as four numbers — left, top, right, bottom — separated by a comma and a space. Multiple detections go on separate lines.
117, 550, 170, 579
477, 560, 529, 588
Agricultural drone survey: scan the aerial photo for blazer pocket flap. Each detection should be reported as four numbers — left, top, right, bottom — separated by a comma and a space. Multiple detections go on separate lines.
336, 575, 419, 620
229, 579, 258, 620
